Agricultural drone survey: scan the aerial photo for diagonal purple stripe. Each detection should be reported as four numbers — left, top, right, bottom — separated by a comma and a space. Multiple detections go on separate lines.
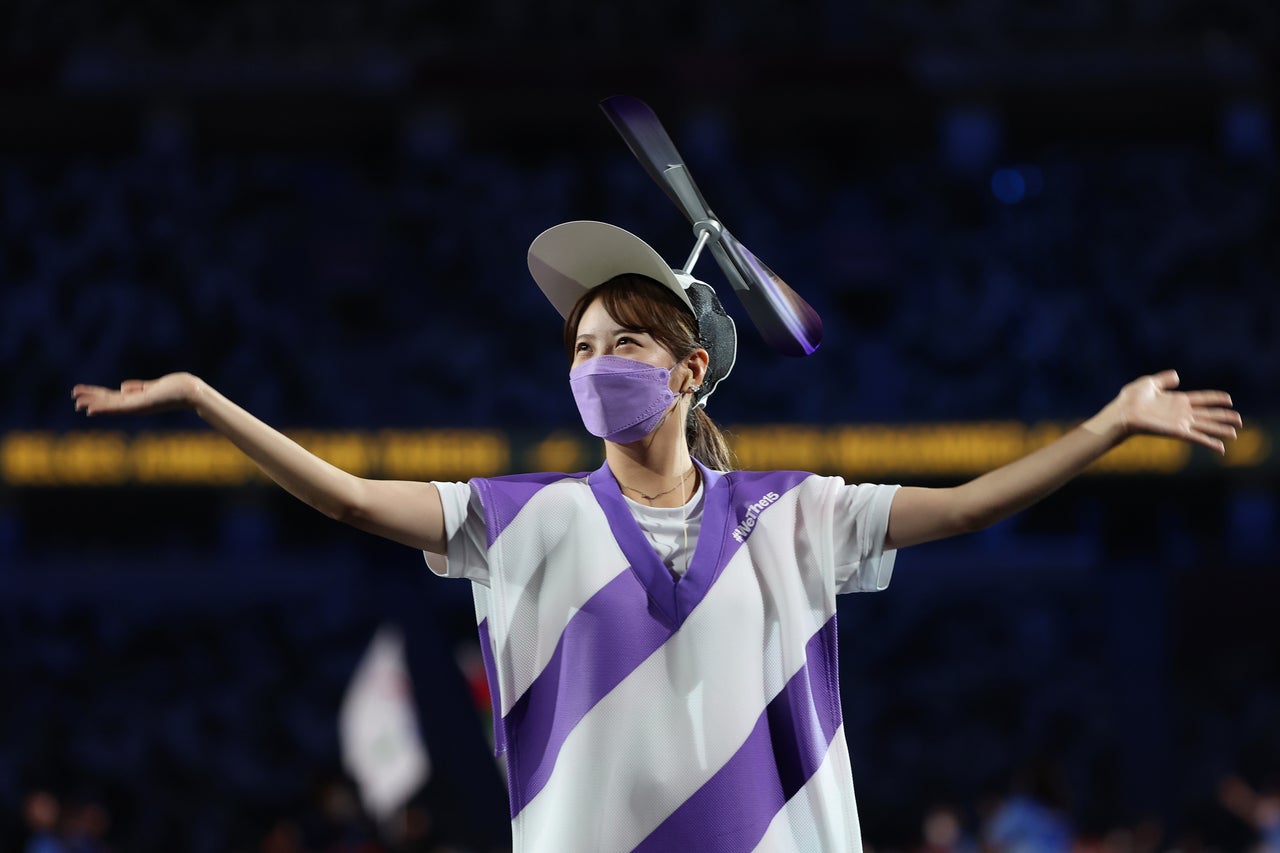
630, 617, 842, 853
502, 568, 676, 817
472, 471, 586, 547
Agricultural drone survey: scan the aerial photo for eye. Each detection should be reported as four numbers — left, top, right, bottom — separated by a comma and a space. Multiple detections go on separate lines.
615, 335, 637, 347
574, 341, 592, 356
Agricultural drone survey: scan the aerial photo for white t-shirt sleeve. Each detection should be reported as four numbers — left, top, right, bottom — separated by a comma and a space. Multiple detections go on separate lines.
423, 481, 491, 585
827, 480, 900, 594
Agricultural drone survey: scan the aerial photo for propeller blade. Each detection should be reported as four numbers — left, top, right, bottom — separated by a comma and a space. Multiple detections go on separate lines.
600, 95, 713, 224
661, 164, 714, 227
712, 230, 823, 357
600, 95, 823, 357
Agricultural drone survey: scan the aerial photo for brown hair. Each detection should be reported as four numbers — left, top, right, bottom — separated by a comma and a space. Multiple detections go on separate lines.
564, 274, 736, 471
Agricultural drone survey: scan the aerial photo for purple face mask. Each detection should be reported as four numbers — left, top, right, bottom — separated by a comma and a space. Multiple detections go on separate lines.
569, 355, 680, 444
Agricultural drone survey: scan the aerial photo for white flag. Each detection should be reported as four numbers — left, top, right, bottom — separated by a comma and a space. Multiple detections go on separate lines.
339, 624, 431, 822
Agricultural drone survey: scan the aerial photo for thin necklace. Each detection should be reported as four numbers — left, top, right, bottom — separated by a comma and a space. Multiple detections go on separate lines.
618, 464, 696, 504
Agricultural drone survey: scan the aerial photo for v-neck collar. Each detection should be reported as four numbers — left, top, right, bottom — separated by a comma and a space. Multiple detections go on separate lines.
589, 459, 732, 627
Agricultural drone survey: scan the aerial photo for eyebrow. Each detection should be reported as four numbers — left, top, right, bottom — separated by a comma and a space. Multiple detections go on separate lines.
575, 327, 645, 342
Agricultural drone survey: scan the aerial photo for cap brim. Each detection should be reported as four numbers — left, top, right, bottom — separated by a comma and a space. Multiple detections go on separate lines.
528, 221, 693, 318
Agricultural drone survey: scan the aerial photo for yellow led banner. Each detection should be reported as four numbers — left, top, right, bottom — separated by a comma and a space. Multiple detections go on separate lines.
0, 423, 1270, 487
0, 429, 511, 487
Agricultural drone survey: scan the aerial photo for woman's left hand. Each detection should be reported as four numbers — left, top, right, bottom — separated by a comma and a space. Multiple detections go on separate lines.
1086, 369, 1241, 453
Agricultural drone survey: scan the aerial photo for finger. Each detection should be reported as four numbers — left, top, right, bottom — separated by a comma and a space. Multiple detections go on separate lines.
1184, 390, 1233, 407
1194, 406, 1243, 427
73, 391, 103, 416
1185, 430, 1227, 454
1193, 420, 1239, 442
1151, 369, 1180, 390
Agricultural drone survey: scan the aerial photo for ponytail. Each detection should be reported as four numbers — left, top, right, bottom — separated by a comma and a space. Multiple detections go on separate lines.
688, 407, 735, 472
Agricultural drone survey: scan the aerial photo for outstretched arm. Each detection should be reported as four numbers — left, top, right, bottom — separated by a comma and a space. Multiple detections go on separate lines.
885, 370, 1240, 550
72, 373, 448, 553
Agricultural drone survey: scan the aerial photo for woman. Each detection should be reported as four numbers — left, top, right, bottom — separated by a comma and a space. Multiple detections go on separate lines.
72, 221, 1240, 852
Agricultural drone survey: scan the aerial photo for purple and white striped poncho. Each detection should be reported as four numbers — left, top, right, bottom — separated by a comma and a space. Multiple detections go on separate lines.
429, 461, 898, 852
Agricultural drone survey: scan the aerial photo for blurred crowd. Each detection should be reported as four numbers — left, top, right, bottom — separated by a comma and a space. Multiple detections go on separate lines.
0, 557, 512, 853
1, 1, 1277, 431
3, 120, 1277, 434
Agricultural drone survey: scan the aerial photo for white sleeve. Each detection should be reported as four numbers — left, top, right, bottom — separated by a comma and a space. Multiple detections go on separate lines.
422, 481, 491, 585
827, 480, 900, 594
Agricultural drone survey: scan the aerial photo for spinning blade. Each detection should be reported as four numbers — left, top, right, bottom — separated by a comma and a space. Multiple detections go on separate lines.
600, 95, 823, 357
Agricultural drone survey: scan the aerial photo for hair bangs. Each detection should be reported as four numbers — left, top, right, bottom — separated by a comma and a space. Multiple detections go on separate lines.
564, 275, 697, 360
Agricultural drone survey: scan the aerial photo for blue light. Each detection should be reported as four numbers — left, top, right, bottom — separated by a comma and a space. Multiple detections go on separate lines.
990, 168, 1026, 204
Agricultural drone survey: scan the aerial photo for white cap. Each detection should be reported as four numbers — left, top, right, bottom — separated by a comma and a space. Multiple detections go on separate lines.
527, 220, 695, 317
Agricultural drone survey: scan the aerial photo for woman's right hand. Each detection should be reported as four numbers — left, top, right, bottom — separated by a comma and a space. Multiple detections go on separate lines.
71, 372, 448, 552
72, 372, 203, 417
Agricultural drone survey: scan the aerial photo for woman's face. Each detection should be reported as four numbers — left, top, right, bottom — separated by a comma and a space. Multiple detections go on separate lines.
572, 298, 678, 372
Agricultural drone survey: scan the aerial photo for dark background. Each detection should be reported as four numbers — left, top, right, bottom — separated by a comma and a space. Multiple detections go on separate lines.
2, 2, 1278, 850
